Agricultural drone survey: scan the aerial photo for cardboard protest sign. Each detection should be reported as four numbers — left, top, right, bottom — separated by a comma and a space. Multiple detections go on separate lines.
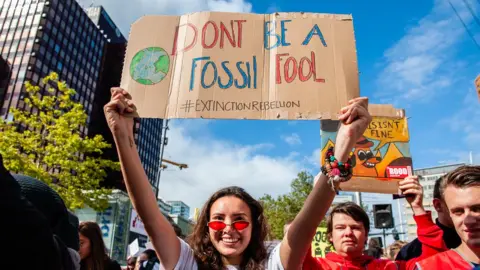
320, 105, 413, 193
311, 227, 333, 258
121, 12, 359, 120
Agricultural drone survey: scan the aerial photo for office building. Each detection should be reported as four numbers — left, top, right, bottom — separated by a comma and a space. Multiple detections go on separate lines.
84, 5, 128, 190
168, 200, 191, 220
404, 163, 465, 240
0, 0, 103, 131
86, 6, 165, 195
169, 214, 194, 236
135, 118, 165, 196
158, 197, 172, 215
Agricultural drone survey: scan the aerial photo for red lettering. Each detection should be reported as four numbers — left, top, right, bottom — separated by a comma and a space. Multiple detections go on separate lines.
235, 20, 246, 48
171, 23, 198, 55
311, 51, 325, 83
276, 53, 288, 84
220, 21, 236, 49
299, 57, 313, 82
202, 21, 219, 49
284, 57, 297, 83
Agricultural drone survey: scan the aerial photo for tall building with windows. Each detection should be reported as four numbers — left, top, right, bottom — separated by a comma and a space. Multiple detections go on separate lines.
84, 5, 128, 191
86, 6, 165, 195
134, 118, 165, 195
0, 1, 164, 194
168, 200, 191, 220
0, 0, 104, 133
404, 163, 465, 240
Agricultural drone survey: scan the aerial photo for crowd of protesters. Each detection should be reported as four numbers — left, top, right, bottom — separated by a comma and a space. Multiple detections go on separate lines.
1, 89, 480, 269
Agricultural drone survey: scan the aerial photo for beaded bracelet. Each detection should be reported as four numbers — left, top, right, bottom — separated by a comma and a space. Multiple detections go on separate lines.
321, 147, 353, 192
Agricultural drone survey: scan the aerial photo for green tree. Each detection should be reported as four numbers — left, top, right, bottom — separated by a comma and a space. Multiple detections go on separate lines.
260, 171, 327, 240
0, 72, 119, 211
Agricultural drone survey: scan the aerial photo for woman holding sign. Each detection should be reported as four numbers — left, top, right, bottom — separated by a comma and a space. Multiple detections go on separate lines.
104, 89, 376, 269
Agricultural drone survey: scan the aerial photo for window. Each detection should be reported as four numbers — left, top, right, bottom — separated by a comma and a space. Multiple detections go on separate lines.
25, 15, 34, 26
54, 44, 60, 53
33, 14, 41, 24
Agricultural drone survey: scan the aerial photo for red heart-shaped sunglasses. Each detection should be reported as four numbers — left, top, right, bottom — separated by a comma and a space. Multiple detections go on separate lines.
207, 220, 250, 231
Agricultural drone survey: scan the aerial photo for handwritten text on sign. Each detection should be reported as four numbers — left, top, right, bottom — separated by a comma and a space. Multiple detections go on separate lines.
365, 117, 409, 150
122, 12, 359, 120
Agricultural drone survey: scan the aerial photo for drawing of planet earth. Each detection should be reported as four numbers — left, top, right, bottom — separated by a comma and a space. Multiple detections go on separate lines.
130, 47, 170, 85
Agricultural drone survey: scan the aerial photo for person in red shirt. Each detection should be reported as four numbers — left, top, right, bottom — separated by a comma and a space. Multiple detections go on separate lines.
277, 97, 447, 269
415, 165, 480, 269
301, 176, 446, 270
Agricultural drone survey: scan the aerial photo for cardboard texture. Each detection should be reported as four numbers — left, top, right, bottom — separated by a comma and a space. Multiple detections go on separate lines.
121, 12, 359, 120
476, 75, 480, 101
320, 108, 413, 194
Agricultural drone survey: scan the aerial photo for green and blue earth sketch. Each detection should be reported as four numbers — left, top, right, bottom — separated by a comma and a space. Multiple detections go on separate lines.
130, 47, 170, 85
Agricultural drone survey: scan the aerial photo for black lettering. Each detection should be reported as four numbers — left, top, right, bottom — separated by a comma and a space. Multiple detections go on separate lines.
270, 101, 276, 109
216, 101, 225, 111
195, 100, 202, 111
264, 102, 270, 110
252, 101, 259, 111
244, 102, 251, 110
224, 102, 231, 111
201, 100, 210, 111
393, 120, 400, 129
292, 100, 300, 108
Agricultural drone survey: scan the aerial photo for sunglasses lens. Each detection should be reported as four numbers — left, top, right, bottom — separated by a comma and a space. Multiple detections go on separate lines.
208, 221, 226, 230
233, 221, 249, 230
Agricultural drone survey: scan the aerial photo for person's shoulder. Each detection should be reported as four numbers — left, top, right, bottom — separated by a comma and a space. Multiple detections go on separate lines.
105, 258, 121, 270
399, 238, 421, 253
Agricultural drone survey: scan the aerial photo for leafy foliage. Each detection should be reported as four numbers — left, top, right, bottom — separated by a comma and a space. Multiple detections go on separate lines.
0, 72, 119, 210
260, 171, 326, 240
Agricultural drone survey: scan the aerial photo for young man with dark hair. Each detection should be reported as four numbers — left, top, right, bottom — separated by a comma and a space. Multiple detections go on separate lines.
415, 165, 480, 269
302, 176, 447, 269
396, 175, 461, 260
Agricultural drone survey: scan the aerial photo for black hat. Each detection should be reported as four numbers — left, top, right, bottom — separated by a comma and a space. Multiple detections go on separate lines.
13, 174, 80, 251
0, 154, 79, 251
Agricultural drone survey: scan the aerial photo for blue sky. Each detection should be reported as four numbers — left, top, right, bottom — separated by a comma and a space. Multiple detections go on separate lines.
79, 0, 480, 209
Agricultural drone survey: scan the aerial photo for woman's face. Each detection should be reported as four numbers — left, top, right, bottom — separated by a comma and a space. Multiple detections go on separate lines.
208, 196, 252, 263
78, 233, 91, 260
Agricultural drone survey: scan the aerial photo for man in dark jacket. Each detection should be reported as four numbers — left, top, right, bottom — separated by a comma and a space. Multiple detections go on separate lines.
396, 175, 461, 261
0, 154, 80, 270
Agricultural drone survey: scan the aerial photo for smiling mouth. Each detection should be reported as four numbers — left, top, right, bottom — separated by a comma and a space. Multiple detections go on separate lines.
222, 238, 239, 244
362, 162, 376, 168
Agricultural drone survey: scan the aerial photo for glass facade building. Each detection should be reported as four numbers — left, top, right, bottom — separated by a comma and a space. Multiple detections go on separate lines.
0, 1, 164, 194
0, 0, 104, 137
135, 118, 164, 195
168, 200, 191, 220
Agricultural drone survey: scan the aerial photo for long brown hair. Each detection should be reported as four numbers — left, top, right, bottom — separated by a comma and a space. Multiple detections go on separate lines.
187, 186, 268, 270
79, 221, 108, 270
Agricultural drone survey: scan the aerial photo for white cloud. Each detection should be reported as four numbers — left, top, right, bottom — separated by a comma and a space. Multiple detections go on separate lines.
375, 0, 478, 103
157, 120, 303, 212
77, 0, 253, 37
439, 87, 480, 150
303, 148, 320, 169
281, 133, 302, 146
